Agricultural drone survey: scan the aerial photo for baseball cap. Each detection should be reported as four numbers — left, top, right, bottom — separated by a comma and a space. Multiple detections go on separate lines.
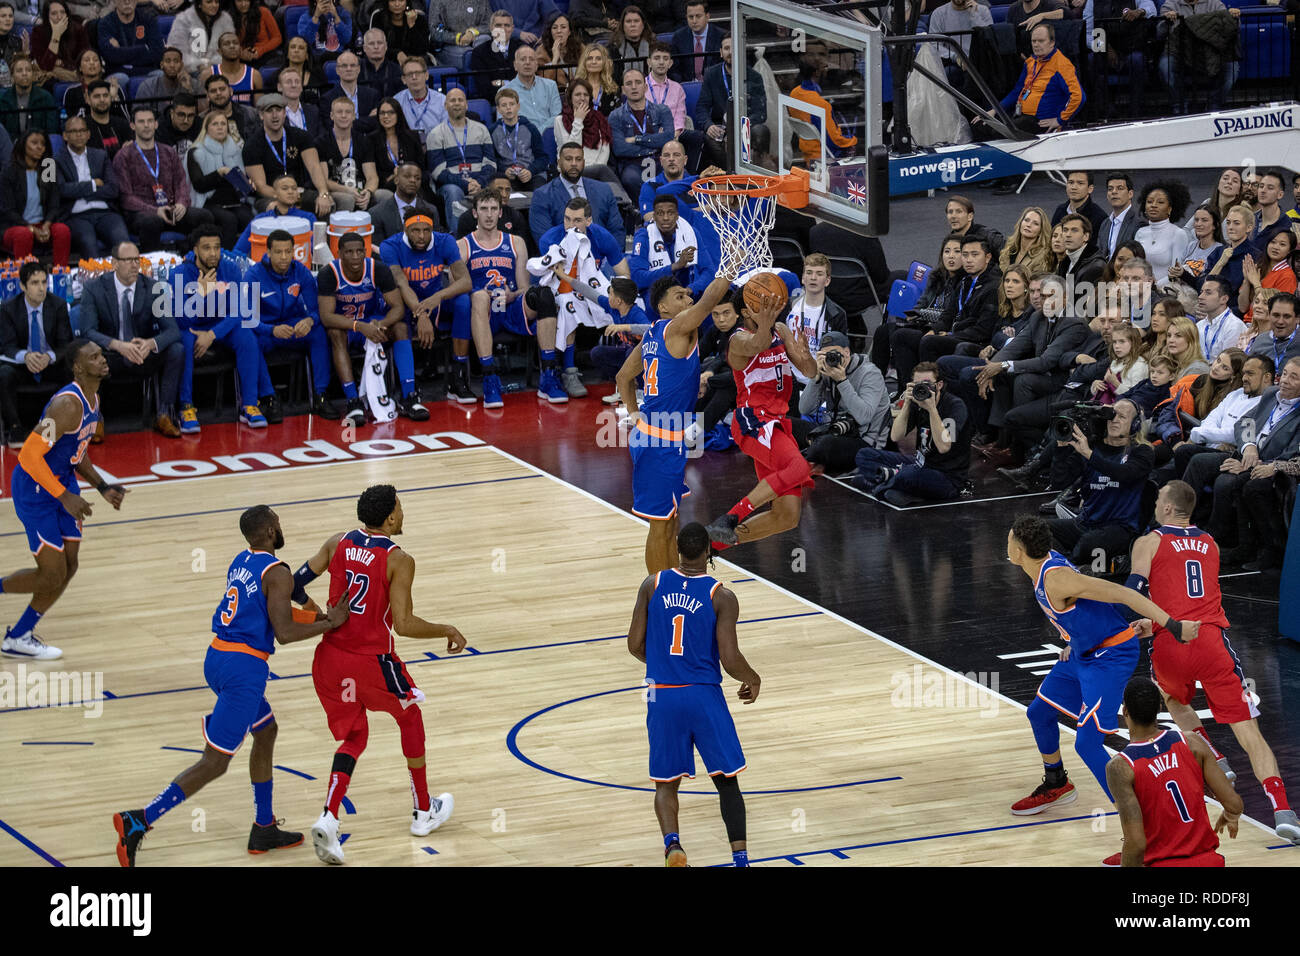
258, 93, 287, 111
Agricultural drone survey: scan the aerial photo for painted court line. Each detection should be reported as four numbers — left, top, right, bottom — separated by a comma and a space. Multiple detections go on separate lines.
0, 816, 64, 867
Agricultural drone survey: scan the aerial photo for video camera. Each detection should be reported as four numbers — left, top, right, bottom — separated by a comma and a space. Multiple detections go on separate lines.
1051, 403, 1115, 445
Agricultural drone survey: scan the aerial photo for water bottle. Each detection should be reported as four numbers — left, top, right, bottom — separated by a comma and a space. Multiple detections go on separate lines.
0, 59, 11, 89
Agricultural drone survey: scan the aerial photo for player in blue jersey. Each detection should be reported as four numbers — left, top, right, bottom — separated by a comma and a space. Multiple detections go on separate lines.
1, 340, 125, 661
1006, 515, 1201, 816
111, 506, 349, 867
614, 270, 739, 574
379, 210, 473, 402
627, 522, 760, 868
318, 232, 426, 425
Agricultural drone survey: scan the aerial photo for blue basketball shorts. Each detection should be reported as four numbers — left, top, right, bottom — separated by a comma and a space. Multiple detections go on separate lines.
1035, 638, 1140, 734
451, 291, 533, 339
629, 437, 690, 521
202, 645, 274, 755
12, 483, 82, 555
647, 683, 747, 782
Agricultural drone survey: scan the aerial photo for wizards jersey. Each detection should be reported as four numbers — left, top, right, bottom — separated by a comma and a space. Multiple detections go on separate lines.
211, 550, 285, 655
464, 231, 517, 293
327, 257, 388, 322
644, 570, 723, 686
379, 231, 461, 302
10, 382, 100, 504
733, 332, 794, 421
1120, 730, 1219, 864
1034, 551, 1135, 655
323, 529, 398, 656
1149, 525, 1230, 636
638, 318, 699, 442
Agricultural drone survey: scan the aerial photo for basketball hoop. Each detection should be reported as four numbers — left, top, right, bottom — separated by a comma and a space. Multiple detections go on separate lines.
690, 169, 810, 278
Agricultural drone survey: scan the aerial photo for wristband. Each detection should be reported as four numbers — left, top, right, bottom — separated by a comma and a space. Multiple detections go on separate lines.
292, 561, 321, 606
352, 320, 359, 331
1164, 617, 1184, 643
96, 481, 108, 493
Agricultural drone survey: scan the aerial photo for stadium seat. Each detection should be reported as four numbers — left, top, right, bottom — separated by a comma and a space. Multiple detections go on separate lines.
885, 278, 922, 320
681, 80, 701, 121
906, 260, 931, 286
429, 66, 457, 92
1239, 17, 1290, 80
541, 125, 557, 165
260, 66, 277, 84
990, 5, 1010, 23
768, 235, 805, 274
285, 5, 307, 37
324, 60, 338, 84
468, 97, 492, 124
128, 74, 148, 99
54, 81, 75, 106
49, 134, 63, 155
157, 15, 174, 37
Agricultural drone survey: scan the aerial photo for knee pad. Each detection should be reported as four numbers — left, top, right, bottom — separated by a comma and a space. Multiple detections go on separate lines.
525, 285, 557, 319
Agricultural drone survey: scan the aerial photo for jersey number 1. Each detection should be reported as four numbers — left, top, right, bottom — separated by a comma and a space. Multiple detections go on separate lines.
1165, 779, 1194, 823
669, 614, 684, 656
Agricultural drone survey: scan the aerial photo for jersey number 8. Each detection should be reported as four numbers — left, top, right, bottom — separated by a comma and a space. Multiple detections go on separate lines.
1185, 560, 1204, 599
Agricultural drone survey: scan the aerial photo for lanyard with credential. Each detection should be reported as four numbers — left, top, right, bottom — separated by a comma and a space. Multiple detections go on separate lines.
453, 122, 469, 165
1263, 397, 1298, 439
721, 67, 731, 101
649, 79, 668, 105
958, 274, 978, 312
628, 107, 648, 137
1203, 311, 1231, 358
136, 143, 161, 181
1272, 328, 1297, 367
266, 133, 287, 171
503, 123, 518, 162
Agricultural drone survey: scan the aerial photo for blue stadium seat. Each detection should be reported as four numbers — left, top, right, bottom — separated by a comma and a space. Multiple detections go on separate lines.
468, 97, 492, 124
260, 66, 277, 84
1239, 17, 1290, 80
157, 14, 174, 37
429, 66, 457, 92
54, 81, 75, 106
541, 125, 556, 164
285, 5, 307, 37
128, 74, 148, 99
324, 59, 338, 84
886, 279, 922, 319
990, 5, 1010, 23
49, 134, 63, 155
69, 304, 81, 334
906, 260, 931, 286
681, 80, 701, 121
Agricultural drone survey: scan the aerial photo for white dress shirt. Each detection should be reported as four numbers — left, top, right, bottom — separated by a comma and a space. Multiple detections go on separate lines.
68, 146, 108, 215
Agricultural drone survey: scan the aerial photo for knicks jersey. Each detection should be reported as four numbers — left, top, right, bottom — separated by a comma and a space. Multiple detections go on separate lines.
733, 332, 794, 420
464, 232, 517, 293
1120, 730, 1219, 864
379, 232, 460, 302
1149, 526, 1230, 636
328, 258, 387, 322
645, 570, 722, 686
323, 529, 397, 655
11, 383, 100, 503
639, 319, 699, 435
1034, 551, 1134, 655
213, 63, 254, 102
211, 550, 284, 655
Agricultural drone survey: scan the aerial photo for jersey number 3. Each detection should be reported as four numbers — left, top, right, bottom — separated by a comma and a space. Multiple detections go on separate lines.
220, 586, 239, 626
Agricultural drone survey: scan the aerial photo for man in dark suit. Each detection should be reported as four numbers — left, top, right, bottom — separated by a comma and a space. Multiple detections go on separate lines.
326, 51, 382, 134
370, 162, 443, 244
79, 241, 184, 439
0, 262, 74, 447
692, 35, 765, 171
670, 0, 726, 82
56, 114, 132, 261
1055, 213, 1107, 285
529, 141, 624, 249
1183, 356, 1300, 570
469, 9, 525, 98
1050, 170, 1107, 242
1095, 171, 1143, 262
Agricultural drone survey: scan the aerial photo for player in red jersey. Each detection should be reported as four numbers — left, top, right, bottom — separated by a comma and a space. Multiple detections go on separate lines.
1129, 480, 1300, 844
1108, 677, 1243, 866
292, 484, 469, 864
706, 281, 818, 549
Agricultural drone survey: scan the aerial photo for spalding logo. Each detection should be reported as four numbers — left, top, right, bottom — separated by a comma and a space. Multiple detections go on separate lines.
1212, 109, 1294, 137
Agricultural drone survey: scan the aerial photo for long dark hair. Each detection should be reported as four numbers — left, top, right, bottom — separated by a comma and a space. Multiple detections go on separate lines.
541, 12, 584, 65
373, 95, 420, 153
1190, 347, 1245, 419
14, 129, 50, 170
231, 0, 267, 50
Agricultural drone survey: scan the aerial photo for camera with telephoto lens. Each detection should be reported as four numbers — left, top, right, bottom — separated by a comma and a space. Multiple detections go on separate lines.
911, 381, 935, 403
1051, 403, 1115, 444
808, 417, 854, 440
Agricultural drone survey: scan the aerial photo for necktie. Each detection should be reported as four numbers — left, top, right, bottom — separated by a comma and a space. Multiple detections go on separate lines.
120, 288, 133, 341
29, 308, 42, 381
1109, 216, 1120, 257
573, 181, 585, 199
694, 34, 705, 80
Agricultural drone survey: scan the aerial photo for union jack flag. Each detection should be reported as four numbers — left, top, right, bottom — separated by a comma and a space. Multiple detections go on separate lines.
847, 182, 867, 206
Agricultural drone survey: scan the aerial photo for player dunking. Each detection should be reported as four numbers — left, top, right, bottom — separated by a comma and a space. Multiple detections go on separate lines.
1128, 481, 1300, 843
705, 288, 818, 549
615, 271, 737, 573
1108, 677, 1244, 867
112, 507, 349, 866
1, 340, 125, 661
294, 484, 468, 864
1005, 516, 1200, 818
627, 522, 760, 867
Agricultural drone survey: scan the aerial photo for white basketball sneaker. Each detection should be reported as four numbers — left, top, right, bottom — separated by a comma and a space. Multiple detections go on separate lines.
2, 629, 62, 660
311, 810, 345, 865
411, 793, 454, 836
1275, 810, 1300, 845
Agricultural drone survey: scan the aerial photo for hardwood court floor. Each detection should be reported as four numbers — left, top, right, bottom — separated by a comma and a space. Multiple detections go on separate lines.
0, 448, 1287, 867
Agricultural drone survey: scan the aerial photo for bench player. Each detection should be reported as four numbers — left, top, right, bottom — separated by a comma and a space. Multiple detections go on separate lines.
705, 286, 819, 549
614, 270, 736, 573
1128, 480, 1300, 843
1005, 515, 1200, 816
293, 484, 468, 864
2, 340, 125, 661
112, 506, 349, 866
1108, 677, 1244, 866
627, 522, 760, 867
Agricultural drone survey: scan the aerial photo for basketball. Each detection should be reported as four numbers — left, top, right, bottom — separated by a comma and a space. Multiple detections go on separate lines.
743, 271, 789, 316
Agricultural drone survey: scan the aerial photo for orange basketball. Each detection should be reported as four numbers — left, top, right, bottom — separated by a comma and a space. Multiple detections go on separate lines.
743, 271, 789, 316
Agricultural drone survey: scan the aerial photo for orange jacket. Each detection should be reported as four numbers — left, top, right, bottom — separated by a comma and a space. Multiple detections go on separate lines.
790, 84, 857, 163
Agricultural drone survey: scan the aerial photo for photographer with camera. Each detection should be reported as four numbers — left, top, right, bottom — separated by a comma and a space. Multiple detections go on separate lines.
853, 362, 972, 504
1045, 398, 1154, 571
797, 331, 890, 474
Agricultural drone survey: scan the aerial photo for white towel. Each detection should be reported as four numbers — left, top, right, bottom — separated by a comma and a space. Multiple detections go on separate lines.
527, 228, 613, 349
644, 216, 698, 271
360, 339, 397, 423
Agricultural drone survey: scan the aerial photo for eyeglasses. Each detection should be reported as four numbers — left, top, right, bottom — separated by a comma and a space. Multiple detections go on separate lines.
113, 256, 141, 263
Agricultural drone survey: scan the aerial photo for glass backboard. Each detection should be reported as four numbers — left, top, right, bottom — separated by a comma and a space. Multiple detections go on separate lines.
730, 0, 887, 235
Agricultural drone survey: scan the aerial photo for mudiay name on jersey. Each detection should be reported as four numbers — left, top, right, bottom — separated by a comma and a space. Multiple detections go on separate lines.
346, 547, 376, 565
1146, 751, 1179, 778
661, 592, 704, 614
1169, 538, 1209, 555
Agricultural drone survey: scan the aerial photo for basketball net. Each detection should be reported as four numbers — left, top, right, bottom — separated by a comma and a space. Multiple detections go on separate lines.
691, 175, 778, 279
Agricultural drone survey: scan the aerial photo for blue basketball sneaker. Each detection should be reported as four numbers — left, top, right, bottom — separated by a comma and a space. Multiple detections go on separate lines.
113, 809, 150, 867
538, 368, 568, 404
482, 373, 504, 409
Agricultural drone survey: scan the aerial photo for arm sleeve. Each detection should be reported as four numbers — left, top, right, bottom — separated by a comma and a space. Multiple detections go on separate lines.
17, 431, 66, 498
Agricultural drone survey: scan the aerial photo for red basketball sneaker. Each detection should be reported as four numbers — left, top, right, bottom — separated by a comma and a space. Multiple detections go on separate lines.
1011, 776, 1078, 815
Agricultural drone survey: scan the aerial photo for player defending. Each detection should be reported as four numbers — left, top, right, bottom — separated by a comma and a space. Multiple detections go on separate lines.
112, 507, 349, 866
293, 484, 468, 864
2, 340, 125, 661
614, 272, 738, 573
627, 522, 759, 867
1128, 481, 1299, 843
319, 232, 429, 425
706, 284, 818, 549
1108, 677, 1243, 866
1005, 515, 1200, 814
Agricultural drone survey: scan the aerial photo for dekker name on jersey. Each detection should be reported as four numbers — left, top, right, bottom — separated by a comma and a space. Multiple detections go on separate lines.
1167, 537, 1211, 556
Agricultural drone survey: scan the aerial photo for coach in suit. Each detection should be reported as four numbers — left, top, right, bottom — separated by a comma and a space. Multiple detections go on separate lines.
368, 163, 443, 244
1183, 357, 1300, 564
529, 141, 623, 249
79, 242, 184, 438
669, 0, 726, 82
0, 262, 74, 446
55, 116, 132, 260
1095, 172, 1143, 261
692, 36, 765, 172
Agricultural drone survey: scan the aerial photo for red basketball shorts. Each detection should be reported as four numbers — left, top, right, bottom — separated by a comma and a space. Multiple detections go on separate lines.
312, 642, 423, 741
1150, 625, 1258, 725
1150, 850, 1225, 867
732, 413, 813, 498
